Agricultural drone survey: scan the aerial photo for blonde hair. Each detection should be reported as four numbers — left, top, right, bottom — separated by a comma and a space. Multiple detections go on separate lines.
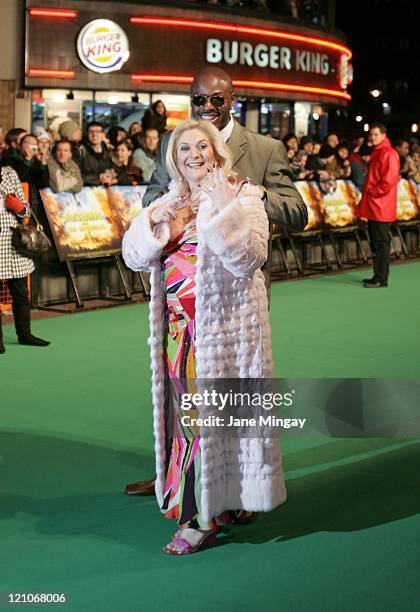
165, 119, 233, 191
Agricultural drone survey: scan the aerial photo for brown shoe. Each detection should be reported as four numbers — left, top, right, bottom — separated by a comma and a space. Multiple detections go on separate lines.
125, 478, 156, 496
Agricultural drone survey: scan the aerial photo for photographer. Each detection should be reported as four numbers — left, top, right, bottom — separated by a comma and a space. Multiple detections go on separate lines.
8, 133, 49, 193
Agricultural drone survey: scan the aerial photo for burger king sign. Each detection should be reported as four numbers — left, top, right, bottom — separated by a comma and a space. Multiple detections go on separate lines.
77, 19, 129, 74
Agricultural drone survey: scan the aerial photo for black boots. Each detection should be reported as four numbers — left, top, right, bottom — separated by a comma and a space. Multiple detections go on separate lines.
12, 303, 50, 347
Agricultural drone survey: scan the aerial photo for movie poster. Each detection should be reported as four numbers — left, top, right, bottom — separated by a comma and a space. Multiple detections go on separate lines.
321, 180, 361, 228
397, 179, 420, 221
294, 181, 325, 231
40, 187, 122, 261
109, 185, 144, 234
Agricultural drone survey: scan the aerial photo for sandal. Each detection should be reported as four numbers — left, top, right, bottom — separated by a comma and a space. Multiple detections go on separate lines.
163, 530, 217, 555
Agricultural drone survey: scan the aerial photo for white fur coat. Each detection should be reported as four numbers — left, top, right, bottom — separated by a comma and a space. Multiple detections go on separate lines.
122, 181, 286, 520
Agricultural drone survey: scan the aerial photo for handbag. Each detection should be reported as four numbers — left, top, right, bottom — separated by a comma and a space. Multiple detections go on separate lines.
12, 207, 51, 257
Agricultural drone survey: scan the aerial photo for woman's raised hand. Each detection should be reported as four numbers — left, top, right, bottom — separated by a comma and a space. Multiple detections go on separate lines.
200, 163, 238, 210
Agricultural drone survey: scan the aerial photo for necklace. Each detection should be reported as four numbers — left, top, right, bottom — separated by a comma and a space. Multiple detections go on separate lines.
190, 200, 200, 214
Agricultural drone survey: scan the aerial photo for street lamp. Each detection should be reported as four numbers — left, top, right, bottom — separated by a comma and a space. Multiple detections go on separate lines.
412, 124, 418, 133
355, 115, 363, 122
369, 89, 381, 98
363, 123, 370, 132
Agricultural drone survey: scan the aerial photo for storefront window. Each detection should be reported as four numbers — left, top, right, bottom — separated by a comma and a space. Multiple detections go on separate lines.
260, 101, 291, 139
82, 101, 148, 132
151, 94, 191, 129
32, 90, 151, 136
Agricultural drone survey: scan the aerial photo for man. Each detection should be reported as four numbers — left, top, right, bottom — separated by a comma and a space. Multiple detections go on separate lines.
132, 127, 160, 182
349, 142, 372, 190
394, 139, 410, 179
142, 67, 306, 230
357, 123, 400, 288
47, 139, 83, 193
300, 135, 314, 156
0, 126, 6, 158
76, 121, 115, 186
126, 66, 307, 497
306, 143, 338, 181
58, 120, 83, 164
325, 132, 339, 149
59, 119, 83, 144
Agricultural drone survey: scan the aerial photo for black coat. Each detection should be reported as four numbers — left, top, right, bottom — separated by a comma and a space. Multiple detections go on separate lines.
76, 140, 113, 186
8, 155, 49, 189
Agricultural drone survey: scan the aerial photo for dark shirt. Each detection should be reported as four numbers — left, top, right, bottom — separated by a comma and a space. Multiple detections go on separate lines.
76, 140, 113, 186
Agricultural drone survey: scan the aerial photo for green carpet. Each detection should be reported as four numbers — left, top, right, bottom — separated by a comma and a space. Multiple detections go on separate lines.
1, 263, 419, 611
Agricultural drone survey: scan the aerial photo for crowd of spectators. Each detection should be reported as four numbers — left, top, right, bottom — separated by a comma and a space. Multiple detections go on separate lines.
0, 100, 419, 203
281, 131, 420, 190
0, 99, 168, 197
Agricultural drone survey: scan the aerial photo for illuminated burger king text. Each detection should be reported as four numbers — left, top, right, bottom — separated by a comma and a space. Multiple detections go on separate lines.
206, 38, 330, 75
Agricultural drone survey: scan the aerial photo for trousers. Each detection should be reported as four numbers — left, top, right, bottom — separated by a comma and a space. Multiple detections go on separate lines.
367, 220, 391, 284
0, 276, 31, 341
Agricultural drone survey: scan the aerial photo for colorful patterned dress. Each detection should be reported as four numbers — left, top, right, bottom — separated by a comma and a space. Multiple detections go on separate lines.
160, 217, 217, 531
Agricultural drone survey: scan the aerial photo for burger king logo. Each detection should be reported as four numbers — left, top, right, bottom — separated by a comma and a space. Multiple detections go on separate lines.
77, 19, 129, 74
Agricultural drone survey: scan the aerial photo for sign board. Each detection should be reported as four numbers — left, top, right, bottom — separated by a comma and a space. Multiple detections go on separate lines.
396, 179, 420, 221
25, 1, 351, 102
40, 185, 144, 261
294, 181, 325, 231
321, 180, 361, 228
76, 19, 129, 74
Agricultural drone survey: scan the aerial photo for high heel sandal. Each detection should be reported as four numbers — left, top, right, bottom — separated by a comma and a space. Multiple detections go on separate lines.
163, 530, 217, 555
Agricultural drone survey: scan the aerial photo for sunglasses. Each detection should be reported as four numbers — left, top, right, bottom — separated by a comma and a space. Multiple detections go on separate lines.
191, 94, 226, 108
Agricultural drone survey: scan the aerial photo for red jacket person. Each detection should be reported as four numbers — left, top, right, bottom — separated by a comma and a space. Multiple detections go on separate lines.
357, 123, 400, 287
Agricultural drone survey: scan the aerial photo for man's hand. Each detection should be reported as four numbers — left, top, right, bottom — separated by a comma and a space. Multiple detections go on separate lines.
100, 170, 118, 185
318, 169, 330, 181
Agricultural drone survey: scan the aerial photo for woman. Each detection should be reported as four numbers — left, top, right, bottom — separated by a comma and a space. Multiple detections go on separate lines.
122, 119, 286, 554
141, 100, 167, 135
282, 133, 299, 154
128, 122, 142, 141
336, 142, 352, 179
0, 165, 49, 353
112, 139, 143, 185
35, 128, 52, 165
132, 129, 159, 183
